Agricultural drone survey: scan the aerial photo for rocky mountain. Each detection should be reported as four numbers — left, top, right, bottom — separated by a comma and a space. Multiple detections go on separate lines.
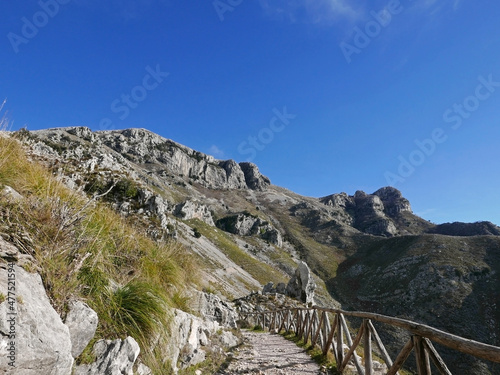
2, 126, 500, 374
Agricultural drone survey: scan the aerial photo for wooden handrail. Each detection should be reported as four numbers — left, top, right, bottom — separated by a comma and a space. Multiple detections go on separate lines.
242, 306, 500, 374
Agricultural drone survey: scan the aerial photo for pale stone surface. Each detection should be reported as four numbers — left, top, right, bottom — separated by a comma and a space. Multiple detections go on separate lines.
0, 264, 73, 375
75, 337, 140, 375
286, 261, 316, 304
64, 300, 98, 358
191, 291, 238, 329
0, 186, 23, 202
216, 331, 321, 375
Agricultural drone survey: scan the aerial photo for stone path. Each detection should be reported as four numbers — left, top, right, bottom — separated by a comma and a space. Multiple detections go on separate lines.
217, 330, 324, 374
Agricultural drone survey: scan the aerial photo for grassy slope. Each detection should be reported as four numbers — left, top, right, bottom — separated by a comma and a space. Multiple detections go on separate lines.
0, 133, 197, 373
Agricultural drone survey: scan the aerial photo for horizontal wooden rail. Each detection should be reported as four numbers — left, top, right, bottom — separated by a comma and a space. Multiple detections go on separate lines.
242, 306, 500, 375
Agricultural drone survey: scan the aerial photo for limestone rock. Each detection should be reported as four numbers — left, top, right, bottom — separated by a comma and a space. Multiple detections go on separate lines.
30, 127, 271, 191
319, 187, 411, 237
239, 162, 271, 191
0, 264, 73, 375
192, 291, 238, 329
64, 300, 99, 358
373, 186, 412, 215
167, 310, 216, 372
0, 186, 23, 202
175, 200, 214, 226
0, 237, 34, 268
136, 363, 153, 375
65, 126, 95, 142
75, 336, 140, 375
219, 331, 239, 348
286, 261, 316, 304
262, 282, 286, 295
262, 282, 274, 294
215, 213, 282, 245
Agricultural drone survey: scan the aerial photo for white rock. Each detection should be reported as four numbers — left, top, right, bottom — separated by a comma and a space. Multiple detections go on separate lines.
64, 300, 98, 358
0, 264, 74, 374
75, 336, 140, 375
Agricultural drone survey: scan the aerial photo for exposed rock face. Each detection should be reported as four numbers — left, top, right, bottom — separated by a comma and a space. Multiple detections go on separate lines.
192, 291, 238, 329
64, 300, 99, 358
215, 213, 282, 246
286, 261, 316, 304
30, 127, 270, 191
319, 187, 413, 237
167, 309, 240, 372
239, 162, 271, 191
11, 127, 500, 374
74, 336, 140, 375
373, 186, 412, 215
175, 200, 214, 226
0, 264, 73, 375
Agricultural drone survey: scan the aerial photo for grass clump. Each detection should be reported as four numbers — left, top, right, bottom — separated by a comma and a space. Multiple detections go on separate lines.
105, 280, 168, 342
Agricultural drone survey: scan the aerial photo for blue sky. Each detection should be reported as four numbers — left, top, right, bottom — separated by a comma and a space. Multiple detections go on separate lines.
1, 0, 500, 225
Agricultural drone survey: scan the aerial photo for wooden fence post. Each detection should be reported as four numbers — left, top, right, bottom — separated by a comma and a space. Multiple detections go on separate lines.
364, 319, 373, 375
413, 335, 431, 375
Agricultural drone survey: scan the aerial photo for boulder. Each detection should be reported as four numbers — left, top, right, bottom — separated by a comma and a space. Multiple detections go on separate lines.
0, 186, 23, 202
286, 261, 316, 304
167, 310, 217, 372
136, 363, 153, 375
262, 282, 286, 295
64, 300, 99, 358
0, 264, 73, 375
192, 291, 238, 329
74, 336, 140, 375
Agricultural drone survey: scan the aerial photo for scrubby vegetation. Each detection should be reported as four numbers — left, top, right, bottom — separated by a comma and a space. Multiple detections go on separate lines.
0, 133, 198, 372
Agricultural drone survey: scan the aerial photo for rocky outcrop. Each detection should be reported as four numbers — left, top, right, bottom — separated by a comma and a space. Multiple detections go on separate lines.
215, 213, 282, 246
239, 162, 271, 191
29, 127, 270, 191
286, 261, 316, 304
0, 263, 73, 375
261, 262, 317, 305
319, 187, 412, 237
64, 300, 99, 358
373, 186, 412, 216
262, 281, 286, 295
191, 291, 238, 329
167, 309, 240, 373
175, 200, 214, 226
74, 337, 140, 375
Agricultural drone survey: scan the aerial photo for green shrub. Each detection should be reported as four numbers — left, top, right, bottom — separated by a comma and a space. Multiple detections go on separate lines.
193, 227, 202, 238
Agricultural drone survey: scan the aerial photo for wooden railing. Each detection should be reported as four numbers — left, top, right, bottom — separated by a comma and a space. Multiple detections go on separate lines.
241, 306, 500, 375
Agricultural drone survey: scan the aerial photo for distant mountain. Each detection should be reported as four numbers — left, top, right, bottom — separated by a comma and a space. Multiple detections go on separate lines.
13, 126, 500, 374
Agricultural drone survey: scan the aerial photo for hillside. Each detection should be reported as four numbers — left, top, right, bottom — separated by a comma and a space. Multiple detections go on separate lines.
1, 126, 499, 374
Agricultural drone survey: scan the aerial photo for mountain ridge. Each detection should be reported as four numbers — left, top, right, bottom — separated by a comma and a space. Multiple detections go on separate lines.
8, 126, 500, 374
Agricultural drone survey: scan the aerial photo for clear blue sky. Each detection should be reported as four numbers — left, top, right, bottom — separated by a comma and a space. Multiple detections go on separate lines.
2, 1, 500, 225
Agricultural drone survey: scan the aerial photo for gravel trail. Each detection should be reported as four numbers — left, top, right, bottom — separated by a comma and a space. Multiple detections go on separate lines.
217, 330, 324, 374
